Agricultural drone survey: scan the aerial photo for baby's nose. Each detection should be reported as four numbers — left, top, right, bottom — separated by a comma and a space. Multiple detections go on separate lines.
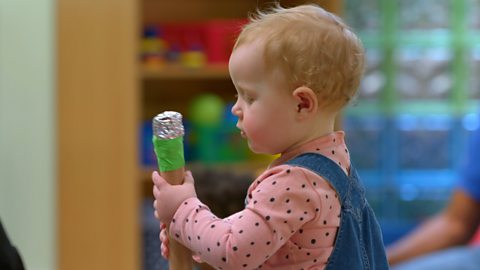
231, 102, 242, 117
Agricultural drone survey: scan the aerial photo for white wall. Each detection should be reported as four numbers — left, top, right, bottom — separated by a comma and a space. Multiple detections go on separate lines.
0, 1, 56, 270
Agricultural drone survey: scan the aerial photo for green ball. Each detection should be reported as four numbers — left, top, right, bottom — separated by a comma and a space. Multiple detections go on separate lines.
189, 94, 225, 125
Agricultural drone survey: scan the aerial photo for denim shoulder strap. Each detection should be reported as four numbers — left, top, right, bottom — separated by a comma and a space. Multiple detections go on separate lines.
285, 152, 350, 202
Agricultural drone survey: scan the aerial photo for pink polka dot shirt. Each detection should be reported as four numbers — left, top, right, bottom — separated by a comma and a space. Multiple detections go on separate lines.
169, 131, 350, 269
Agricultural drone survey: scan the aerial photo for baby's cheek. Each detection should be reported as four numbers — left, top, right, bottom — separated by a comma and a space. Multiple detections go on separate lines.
243, 122, 262, 142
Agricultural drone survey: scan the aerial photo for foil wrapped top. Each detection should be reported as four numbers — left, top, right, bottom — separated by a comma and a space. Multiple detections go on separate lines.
152, 111, 185, 139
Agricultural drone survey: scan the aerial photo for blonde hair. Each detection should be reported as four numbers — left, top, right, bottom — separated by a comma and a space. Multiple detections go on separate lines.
234, 4, 365, 110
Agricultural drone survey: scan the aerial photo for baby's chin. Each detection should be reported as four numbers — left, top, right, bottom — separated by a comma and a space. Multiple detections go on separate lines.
248, 143, 278, 156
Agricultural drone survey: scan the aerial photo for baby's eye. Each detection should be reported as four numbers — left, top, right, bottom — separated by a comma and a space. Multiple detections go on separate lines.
235, 90, 255, 104
244, 95, 255, 104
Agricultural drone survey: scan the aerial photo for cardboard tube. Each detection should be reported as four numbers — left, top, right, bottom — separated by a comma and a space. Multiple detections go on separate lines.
160, 168, 192, 270
153, 112, 192, 270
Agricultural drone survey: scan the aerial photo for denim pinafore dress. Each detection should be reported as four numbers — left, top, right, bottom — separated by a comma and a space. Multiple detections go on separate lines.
286, 153, 390, 270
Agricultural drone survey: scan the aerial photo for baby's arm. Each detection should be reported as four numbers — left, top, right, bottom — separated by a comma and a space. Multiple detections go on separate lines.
169, 166, 319, 269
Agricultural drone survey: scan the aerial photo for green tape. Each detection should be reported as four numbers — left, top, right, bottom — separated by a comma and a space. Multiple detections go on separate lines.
152, 136, 185, 172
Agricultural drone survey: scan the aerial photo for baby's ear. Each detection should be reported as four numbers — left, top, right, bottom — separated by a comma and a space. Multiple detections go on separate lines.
292, 86, 318, 116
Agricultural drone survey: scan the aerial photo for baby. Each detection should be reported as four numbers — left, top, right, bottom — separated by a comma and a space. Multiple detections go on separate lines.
153, 4, 389, 269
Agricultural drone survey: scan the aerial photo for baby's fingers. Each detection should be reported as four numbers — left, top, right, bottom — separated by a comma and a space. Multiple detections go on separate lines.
153, 184, 162, 201
161, 242, 169, 259
152, 171, 167, 187
153, 200, 160, 220
159, 225, 169, 244
159, 228, 170, 259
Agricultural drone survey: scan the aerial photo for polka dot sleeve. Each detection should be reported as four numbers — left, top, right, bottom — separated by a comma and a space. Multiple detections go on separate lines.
168, 165, 328, 269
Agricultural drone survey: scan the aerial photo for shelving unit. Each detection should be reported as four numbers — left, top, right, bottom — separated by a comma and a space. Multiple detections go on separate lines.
139, 0, 340, 116
142, 64, 229, 80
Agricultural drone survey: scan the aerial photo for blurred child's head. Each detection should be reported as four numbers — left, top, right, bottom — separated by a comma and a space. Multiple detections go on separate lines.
233, 4, 365, 111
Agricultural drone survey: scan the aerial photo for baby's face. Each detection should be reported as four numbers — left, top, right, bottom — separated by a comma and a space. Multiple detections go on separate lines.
228, 41, 303, 155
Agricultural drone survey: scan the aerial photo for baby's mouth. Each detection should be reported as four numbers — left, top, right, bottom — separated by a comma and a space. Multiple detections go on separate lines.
236, 124, 246, 138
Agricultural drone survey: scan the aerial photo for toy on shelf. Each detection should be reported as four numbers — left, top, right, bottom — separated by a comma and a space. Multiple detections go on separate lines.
141, 19, 247, 70
141, 25, 167, 70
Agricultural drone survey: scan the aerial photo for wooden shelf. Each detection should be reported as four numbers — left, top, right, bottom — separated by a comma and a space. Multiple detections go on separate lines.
142, 64, 230, 80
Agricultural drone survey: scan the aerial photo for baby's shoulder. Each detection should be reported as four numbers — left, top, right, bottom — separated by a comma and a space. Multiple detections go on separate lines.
256, 164, 328, 188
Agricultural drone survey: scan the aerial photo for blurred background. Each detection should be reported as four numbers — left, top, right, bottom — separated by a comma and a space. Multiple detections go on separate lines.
1, 0, 480, 269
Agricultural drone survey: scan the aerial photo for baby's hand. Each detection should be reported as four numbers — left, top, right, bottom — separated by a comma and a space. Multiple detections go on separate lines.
159, 223, 169, 259
152, 170, 197, 223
